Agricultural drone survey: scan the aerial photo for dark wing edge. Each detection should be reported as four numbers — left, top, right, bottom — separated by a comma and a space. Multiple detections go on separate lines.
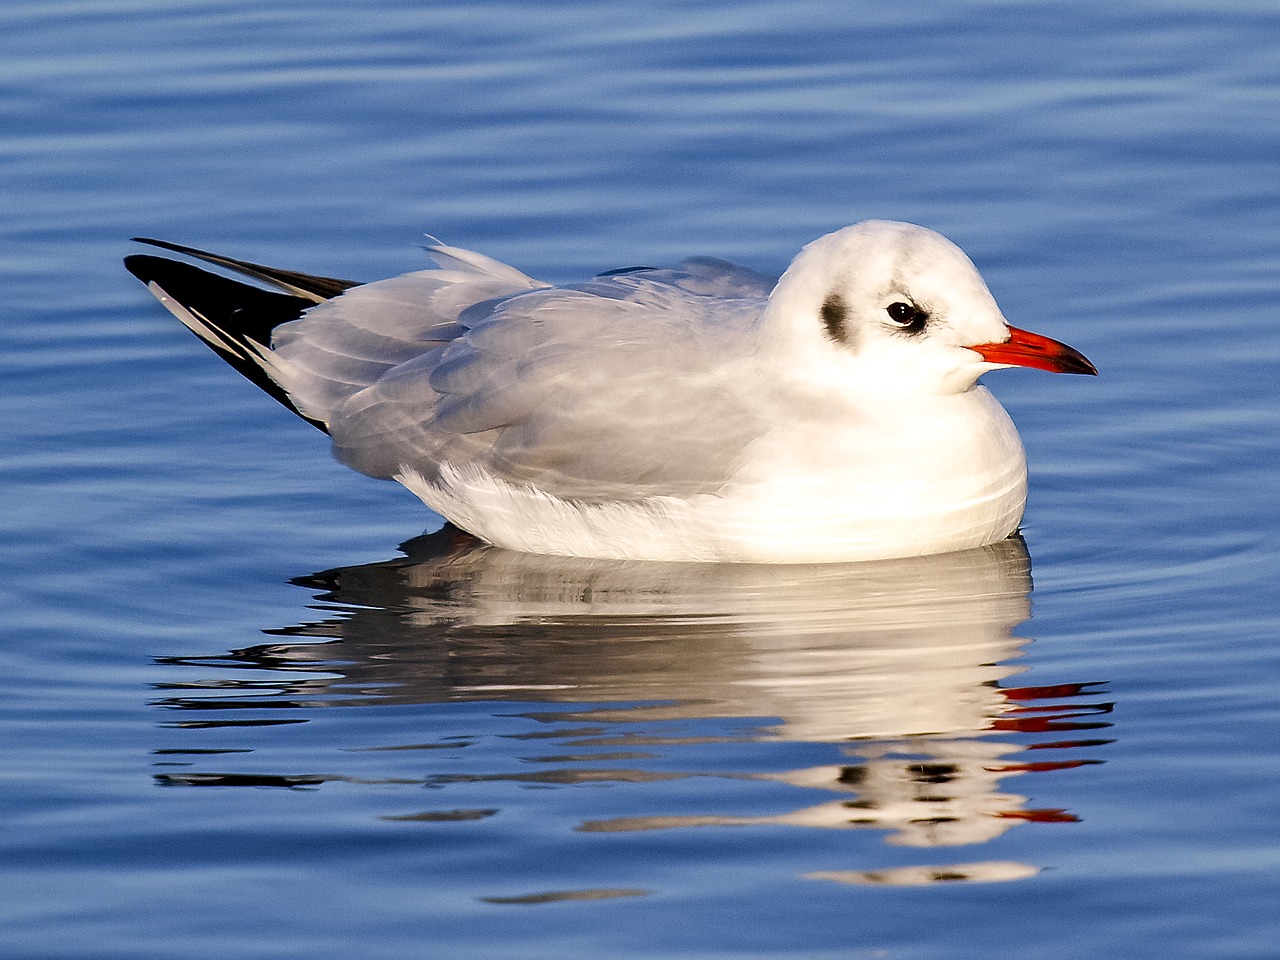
130, 237, 360, 301
124, 247, 354, 432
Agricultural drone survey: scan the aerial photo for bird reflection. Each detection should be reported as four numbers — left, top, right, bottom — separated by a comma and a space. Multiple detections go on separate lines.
155, 526, 1112, 885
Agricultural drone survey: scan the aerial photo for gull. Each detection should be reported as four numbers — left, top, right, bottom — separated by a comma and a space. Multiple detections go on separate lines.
124, 221, 1094, 563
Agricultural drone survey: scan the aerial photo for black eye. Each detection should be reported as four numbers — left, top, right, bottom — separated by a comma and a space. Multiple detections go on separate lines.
885, 301, 928, 332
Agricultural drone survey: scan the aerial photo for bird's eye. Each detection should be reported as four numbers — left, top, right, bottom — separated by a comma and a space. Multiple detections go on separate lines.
885, 301, 927, 332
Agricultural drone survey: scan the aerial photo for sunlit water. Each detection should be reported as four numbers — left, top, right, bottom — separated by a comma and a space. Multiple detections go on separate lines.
2, 1, 1279, 958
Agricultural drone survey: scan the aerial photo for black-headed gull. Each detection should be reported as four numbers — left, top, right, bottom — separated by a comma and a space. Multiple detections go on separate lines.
125, 221, 1094, 562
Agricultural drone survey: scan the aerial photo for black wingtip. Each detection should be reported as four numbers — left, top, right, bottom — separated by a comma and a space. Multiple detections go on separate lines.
123, 252, 168, 285
125, 252, 330, 433
128, 237, 361, 301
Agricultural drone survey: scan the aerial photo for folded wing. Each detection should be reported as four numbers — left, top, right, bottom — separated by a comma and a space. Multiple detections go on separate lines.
130, 238, 778, 502
321, 258, 777, 500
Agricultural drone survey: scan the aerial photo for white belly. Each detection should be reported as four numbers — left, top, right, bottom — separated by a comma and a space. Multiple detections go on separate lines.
397, 387, 1027, 564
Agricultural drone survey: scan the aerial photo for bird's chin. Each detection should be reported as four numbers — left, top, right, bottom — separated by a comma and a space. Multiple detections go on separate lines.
918, 363, 988, 397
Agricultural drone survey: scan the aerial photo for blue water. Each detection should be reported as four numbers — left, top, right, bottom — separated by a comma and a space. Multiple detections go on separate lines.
3, 0, 1279, 957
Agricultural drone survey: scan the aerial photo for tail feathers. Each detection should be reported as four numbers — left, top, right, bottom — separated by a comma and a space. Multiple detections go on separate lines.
124, 250, 341, 431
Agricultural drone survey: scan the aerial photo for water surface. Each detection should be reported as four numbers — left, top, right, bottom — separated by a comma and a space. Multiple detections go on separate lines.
2, 1, 1279, 957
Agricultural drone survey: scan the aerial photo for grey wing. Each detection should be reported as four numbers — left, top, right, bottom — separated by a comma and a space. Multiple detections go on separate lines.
268, 244, 549, 425
320, 261, 775, 501
650, 256, 777, 300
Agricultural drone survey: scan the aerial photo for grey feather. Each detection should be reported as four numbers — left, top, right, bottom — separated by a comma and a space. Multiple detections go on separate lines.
266, 252, 778, 500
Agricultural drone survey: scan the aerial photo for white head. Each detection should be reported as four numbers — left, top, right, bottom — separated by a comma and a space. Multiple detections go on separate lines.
765, 221, 1094, 397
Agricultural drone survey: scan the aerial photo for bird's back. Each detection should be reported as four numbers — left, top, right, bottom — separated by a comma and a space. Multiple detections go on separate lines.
272, 252, 779, 501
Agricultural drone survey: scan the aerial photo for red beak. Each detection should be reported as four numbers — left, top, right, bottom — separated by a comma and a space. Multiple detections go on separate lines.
971, 325, 1097, 375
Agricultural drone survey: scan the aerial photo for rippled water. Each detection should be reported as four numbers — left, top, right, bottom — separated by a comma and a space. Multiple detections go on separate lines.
3, 1, 1279, 957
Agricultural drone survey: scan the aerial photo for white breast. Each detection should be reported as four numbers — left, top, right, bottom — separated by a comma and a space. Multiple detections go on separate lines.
712, 386, 1028, 562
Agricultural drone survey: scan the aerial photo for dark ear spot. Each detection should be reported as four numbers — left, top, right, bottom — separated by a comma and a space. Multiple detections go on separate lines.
821, 292, 848, 344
